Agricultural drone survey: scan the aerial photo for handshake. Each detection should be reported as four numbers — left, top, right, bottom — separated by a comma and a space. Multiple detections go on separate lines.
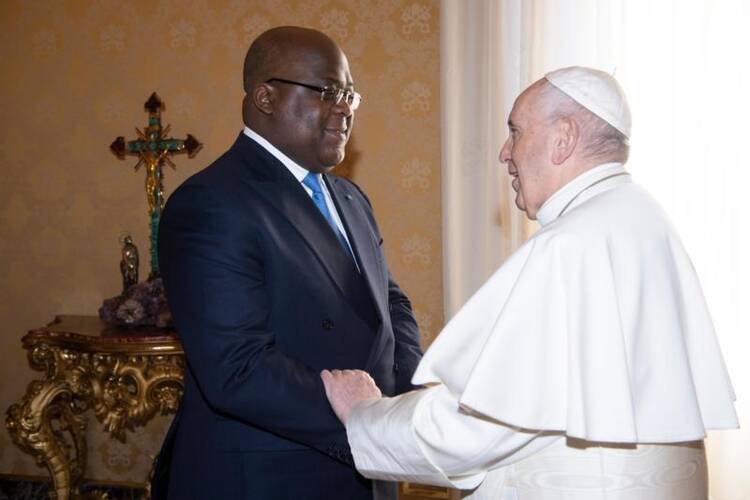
320, 369, 383, 424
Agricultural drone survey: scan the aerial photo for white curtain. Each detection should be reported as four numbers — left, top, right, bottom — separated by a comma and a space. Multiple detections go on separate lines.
441, 0, 749, 496
440, 0, 526, 318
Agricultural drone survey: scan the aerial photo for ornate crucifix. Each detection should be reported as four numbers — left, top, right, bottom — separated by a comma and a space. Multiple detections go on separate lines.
110, 92, 202, 279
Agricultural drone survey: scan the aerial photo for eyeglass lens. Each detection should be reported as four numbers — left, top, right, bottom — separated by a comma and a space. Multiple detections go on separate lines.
323, 88, 361, 109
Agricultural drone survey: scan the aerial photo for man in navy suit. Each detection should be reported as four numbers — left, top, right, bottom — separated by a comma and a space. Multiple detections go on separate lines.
151, 26, 423, 500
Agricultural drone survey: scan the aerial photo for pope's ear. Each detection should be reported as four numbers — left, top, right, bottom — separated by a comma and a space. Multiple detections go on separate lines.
252, 83, 275, 115
551, 117, 578, 165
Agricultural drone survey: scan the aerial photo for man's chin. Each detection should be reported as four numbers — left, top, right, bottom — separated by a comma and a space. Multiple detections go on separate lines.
319, 150, 346, 170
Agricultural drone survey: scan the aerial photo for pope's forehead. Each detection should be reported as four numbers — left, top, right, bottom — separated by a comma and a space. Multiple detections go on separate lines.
510, 82, 546, 120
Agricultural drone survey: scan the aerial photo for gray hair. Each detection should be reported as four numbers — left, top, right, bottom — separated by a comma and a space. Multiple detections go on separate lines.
540, 82, 630, 163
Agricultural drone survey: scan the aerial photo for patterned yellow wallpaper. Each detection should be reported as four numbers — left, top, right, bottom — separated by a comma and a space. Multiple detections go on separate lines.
0, 0, 441, 485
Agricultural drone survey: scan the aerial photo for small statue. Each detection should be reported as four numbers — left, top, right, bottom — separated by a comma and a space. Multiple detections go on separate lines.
100, 233, 172, 328
120, 235, 139, 292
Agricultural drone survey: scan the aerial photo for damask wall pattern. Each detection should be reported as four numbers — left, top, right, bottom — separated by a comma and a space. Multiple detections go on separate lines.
0, 0, 441, 484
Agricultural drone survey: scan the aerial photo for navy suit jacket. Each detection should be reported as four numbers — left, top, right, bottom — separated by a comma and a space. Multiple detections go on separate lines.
152, 132, 422, 499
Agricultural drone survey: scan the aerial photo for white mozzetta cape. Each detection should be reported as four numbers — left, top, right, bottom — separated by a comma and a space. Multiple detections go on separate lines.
415, 163, 737, 442
347, 163, 738, 496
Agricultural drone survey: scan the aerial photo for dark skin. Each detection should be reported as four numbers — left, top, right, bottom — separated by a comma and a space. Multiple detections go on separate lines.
242, 27, 355, 174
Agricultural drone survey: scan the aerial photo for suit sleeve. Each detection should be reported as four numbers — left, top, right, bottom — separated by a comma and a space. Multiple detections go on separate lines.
387, 273, 423, 393
346, 385, 562, 488
159, 183, 351, 461
347, 178, 423, 393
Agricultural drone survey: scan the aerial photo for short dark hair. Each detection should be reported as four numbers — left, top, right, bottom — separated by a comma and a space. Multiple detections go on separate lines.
243, 37, 281, 92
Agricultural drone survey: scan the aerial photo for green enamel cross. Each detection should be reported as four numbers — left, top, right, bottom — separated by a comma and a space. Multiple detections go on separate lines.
110, 92, 202, 279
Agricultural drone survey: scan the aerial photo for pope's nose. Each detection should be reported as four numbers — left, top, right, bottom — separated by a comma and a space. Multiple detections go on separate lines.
498, 138, 512, 164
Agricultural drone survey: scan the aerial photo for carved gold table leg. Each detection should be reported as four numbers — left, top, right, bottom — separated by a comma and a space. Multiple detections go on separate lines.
7, 317, 184, 500
6, 378, 87, 499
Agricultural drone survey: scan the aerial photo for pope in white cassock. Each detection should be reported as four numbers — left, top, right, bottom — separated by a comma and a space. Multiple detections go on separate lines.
320, 66, 739, 499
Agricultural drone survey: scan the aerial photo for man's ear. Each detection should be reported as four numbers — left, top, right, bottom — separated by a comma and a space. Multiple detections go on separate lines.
551, 117, 578, 165
252, 83, 275, 115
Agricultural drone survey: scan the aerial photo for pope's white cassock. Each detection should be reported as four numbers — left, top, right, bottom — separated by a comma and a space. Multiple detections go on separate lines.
346, 162, 739, 499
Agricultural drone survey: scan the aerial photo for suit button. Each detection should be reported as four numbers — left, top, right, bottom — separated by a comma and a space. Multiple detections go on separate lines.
322, 319, 334, 331
393, 362, 400, 372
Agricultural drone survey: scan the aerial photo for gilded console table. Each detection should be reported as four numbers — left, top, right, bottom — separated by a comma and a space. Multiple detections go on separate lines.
5, 315, 184, 500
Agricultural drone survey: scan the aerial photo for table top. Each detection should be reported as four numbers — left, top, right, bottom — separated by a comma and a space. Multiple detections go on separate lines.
22, 315, 182, 354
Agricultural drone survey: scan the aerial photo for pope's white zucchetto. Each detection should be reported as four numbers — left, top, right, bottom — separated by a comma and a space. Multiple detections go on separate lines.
544, 66, 632, 139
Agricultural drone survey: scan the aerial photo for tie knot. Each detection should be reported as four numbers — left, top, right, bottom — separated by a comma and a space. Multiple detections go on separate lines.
302, 172, 324, 194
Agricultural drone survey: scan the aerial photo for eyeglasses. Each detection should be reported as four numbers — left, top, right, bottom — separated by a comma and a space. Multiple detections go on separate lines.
266, 78, 362, 110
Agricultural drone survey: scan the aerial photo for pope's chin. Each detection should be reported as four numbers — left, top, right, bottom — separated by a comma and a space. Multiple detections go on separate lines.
514, 193, 532, 219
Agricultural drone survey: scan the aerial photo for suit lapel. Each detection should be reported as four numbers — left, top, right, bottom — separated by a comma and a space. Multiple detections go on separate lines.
327, 176, 393, 372
325, 175, 385, 324
232, 134, 378, 328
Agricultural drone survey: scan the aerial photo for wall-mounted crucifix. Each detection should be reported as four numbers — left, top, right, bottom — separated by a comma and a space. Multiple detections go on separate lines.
110, 92, 202, 279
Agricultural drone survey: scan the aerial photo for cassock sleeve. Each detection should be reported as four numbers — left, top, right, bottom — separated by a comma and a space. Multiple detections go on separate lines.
346, 385, 562, 489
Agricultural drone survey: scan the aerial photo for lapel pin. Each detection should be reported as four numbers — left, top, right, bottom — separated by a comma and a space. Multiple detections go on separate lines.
345, 194, 353, 200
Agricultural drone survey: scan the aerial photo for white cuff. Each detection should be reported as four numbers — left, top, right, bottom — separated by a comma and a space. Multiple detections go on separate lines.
346, 387, 485, 489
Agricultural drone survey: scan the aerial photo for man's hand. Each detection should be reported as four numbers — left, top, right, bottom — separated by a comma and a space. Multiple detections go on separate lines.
320, 369, 382, 424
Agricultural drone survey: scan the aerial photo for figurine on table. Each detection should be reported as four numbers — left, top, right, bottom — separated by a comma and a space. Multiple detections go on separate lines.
120, 234, 139, 292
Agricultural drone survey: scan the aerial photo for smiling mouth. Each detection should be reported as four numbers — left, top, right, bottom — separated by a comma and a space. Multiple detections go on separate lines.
325, 128, 348, 140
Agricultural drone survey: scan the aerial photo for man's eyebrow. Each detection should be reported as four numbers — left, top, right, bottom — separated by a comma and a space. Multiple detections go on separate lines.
322, 78, 354, 88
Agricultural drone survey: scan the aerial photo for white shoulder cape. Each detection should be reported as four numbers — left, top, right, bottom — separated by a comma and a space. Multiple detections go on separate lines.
414, 174, 738, 443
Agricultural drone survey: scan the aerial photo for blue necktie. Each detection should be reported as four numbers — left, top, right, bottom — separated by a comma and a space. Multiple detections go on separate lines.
302, 173, 353, 258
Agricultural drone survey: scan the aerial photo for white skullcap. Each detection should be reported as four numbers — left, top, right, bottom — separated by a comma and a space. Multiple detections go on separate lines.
544, 66, 631, 138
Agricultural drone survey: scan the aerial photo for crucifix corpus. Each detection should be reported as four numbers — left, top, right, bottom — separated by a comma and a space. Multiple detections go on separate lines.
110, 92, 202, 280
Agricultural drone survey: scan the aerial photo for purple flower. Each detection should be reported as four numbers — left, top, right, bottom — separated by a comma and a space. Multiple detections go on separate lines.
99, 277, 173, 329
116, 299, 144, 324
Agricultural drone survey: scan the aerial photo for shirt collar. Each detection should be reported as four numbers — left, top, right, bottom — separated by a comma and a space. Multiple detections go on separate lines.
536, 163, 628, 227
243, 126, 310, 183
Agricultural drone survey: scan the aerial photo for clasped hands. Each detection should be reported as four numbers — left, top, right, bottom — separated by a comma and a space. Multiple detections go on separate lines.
320, 369, 382, 424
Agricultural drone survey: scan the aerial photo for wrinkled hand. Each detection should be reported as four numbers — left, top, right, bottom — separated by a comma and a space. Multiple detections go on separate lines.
321, 369, 382, 424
